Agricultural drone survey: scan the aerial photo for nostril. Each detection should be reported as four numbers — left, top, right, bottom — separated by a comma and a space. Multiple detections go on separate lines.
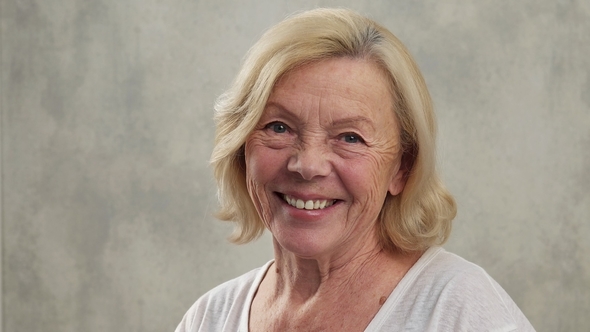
287, 150, 330, 180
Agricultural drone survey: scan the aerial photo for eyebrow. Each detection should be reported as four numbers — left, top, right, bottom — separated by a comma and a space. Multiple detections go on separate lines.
265, 101, 377, 130
330, 116, 376, 130
264, 101, 289, 114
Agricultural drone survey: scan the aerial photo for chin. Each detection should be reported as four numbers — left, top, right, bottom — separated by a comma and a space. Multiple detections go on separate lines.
272, 230, 337, 259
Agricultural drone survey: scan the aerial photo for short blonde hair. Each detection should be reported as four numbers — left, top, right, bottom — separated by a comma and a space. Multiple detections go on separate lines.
211, 8, 456, 252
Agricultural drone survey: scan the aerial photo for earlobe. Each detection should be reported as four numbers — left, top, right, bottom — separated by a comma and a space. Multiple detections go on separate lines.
389, 152, 413, 196
388, 167, 406, 196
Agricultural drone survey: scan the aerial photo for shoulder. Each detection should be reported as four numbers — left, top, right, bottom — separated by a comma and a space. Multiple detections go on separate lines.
175, 261, 273, 332
412, 248, 535, 331
417, 247, 499, 289
374, 247, 535, 331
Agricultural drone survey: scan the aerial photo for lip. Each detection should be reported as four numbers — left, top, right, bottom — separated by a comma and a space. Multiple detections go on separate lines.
285, 194, 336, 209
275, 192, 341, 213
277, 190, 337, 201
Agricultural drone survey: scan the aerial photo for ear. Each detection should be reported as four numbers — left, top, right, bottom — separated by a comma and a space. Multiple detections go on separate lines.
388, 153, 412, 196
388, 165, 406, 196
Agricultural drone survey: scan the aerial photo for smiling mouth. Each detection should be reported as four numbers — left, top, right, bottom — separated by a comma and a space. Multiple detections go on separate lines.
282, 194, 336, 210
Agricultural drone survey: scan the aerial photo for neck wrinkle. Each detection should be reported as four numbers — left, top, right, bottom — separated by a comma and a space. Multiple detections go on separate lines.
271, 239, 387, 303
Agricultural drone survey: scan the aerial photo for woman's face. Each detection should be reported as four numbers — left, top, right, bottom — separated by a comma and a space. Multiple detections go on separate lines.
245, 57, 405, 259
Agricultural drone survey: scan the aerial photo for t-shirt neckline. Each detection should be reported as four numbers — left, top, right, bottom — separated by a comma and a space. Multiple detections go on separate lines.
238, 247, 443, 332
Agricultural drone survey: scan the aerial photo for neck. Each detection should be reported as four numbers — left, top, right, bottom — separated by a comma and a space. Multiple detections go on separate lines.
269, 236, 411, 303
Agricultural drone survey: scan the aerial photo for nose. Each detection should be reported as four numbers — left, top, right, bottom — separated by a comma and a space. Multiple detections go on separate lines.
287, 142, 331, 180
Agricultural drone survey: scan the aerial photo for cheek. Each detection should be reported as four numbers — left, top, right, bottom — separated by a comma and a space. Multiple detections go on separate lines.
341, 151, 398, 213
351, 152, 396, 190
245, 141, 280, 185
246, 176, 271, 226
244, 139, 286, 224
245, 141, 269, 199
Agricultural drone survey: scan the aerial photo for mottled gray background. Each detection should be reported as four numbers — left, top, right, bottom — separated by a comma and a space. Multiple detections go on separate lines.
1, 0, 589, 331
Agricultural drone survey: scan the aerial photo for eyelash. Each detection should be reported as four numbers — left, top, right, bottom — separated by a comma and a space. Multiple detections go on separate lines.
265, 121, 289, 134
341, 133, 365, 144
264, 122, 365, 145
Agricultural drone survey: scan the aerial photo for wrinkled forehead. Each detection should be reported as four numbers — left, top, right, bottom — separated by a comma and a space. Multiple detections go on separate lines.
271, 56, 397, 99
263, 57, 398, 126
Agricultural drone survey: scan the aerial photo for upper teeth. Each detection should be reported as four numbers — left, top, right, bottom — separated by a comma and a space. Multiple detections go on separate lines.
283, 195, 335, 210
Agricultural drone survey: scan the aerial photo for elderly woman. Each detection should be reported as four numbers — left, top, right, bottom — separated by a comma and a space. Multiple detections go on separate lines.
177, 8, 535, 332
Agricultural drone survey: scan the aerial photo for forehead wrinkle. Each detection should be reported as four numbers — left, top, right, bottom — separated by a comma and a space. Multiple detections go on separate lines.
263, 100, 293, 118
267, 85, 324, 122
329, 116, 376, 131
267, 59, 396, 135
315, 87, 382, 133
263, 99, 314, 126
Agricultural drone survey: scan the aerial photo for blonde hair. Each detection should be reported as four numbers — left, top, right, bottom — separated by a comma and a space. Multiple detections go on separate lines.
210, 8, 456, 252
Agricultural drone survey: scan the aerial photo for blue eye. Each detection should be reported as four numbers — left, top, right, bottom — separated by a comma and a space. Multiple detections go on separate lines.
267, 122, 288, 133
343, 134, 363, 144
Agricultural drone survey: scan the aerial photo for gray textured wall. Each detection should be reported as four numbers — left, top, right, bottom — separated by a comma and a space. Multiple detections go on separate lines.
2, 1, 588, 331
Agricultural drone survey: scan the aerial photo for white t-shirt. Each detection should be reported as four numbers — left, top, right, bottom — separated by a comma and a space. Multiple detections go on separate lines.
176, 247, 535, 331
